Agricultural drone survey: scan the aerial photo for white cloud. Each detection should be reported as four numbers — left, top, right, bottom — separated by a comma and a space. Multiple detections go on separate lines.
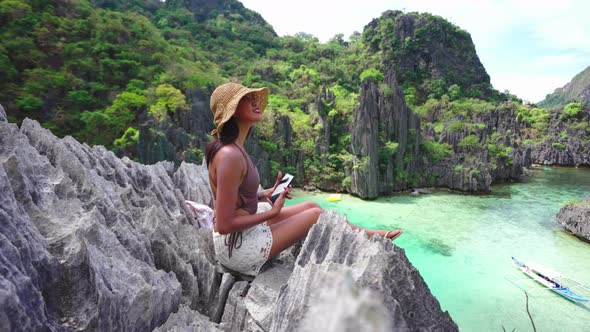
239, 0, 590, 101
491, 73, 571, 103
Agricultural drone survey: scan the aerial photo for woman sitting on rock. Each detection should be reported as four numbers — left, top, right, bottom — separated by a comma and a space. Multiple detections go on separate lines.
206, 82, 402, 276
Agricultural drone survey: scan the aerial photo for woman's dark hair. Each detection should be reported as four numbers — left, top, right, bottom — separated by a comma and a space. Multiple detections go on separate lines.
205, 117, 251, 167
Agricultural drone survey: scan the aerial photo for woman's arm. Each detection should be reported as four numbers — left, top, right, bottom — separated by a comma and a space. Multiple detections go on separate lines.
214, 147, 286, 234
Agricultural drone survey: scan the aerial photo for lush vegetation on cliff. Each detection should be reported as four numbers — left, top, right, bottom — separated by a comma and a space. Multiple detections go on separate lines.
2, 0, 588, 193
539, 65, 590, 110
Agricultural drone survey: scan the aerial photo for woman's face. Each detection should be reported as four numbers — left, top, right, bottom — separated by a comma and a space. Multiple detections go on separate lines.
235, 93, 262, 123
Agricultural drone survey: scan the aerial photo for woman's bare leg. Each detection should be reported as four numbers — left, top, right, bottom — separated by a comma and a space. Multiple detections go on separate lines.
268, 206, 323, 258
344, 220, 402, 240
266, 201, 321, 226
266, 201, 401, 259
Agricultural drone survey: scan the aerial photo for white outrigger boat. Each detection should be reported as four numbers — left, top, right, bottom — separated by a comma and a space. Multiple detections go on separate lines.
508, 257, 589, 303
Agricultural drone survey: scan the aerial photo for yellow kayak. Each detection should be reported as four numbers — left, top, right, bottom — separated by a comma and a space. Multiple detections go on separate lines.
327, 193, 342, 202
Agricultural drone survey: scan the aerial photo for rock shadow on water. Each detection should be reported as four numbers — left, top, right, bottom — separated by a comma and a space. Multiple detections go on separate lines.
421, 238, 455, 257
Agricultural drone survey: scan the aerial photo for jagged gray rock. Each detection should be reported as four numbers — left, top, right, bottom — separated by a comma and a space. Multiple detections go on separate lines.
173, 161, 214, 207
244, 256, 294, 330
430, 104, 531, 193
556, 197, 590, 241
153, 306, 221, 332
350, 76, 381, 198
0, 118, 219, 331
220, 281, 250, 331
530, 106, 590, 167
1, 117, 457, 331
211, 273, 237, 323
350, 71, 422, 198
0, 104, 6, 122
269, 211, 457, 331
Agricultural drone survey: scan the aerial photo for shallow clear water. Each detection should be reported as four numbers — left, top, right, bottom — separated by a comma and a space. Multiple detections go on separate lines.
287, 167, 590, 331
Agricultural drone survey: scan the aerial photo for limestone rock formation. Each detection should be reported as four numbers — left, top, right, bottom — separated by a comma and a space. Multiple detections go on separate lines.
350, 71, 421, 199
556, 197, 590, 242
432, 105, 531, 192
269, 211, 457, 332
1, 114, 457, 331
153, 306, 221, 332
137, 87, 213, 165
1, 116, 219, 331
363, 10, 493, 104
530, 106, 590, 167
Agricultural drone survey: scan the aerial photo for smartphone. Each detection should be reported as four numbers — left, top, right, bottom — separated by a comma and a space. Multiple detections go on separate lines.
269, 173, 294, 204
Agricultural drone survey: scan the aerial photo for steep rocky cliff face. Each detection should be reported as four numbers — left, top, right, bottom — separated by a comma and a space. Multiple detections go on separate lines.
431, 105, 531, 192
0, 110, 456, 331
137, 88, 213, 165
362, 10, 494, 104
539, 65, 590, 110
530, 106, 590, 166
556, 197, 590, 242
350, 77, 531, 198
350, 72, 421, 199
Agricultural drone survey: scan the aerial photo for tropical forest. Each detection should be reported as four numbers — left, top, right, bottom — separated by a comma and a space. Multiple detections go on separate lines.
2, 1, 590, 331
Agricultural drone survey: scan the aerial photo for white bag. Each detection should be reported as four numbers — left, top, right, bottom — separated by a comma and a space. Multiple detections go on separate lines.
185, 200, 214, 230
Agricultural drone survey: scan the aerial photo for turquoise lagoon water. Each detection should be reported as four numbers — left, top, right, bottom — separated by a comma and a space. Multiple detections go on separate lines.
287, 167, 590, 331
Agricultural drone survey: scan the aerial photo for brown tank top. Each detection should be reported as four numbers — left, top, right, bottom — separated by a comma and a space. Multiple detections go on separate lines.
234, 144, 259, 215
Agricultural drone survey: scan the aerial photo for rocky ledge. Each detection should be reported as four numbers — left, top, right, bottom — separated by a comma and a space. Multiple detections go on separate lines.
556, 197, 590, 242
0, 108, 456, 331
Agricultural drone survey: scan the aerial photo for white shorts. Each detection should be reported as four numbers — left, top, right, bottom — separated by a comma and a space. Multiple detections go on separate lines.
213, 222, 273, 276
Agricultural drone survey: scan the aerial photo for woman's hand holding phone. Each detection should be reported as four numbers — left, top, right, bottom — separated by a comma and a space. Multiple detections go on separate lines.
270, 187, 290, 215
268, 172, 294, 205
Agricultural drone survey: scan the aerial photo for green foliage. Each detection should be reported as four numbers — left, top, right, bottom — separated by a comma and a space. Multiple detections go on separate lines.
0, 0, 32, 20
289, 65, 320, 84
458, 135, 481, 152
487, 143, 513, 166
447, 121, 466, 133
6, 0, 587, 195
15, 94, 43, 111
404, 86, 417, 106
561, 102, 583, 120
552, 142, 566, 150
564, 199, 582, 206
562, 199, 590, 208
447, 84, 462, 101
384, 141, 399, 155
449, 98, 494, 116
560, 130, 568, 139
362, 11, 496, 105
258, 139, 277, 153
341, 176, 351, 189
67, 90, 93, 111
114, 127, 139, 149
359, 68, 383, 82
147, 84, 188, 122
421, 141, 453, 162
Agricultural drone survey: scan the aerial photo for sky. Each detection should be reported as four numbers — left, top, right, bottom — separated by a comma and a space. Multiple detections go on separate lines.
239, 0, 590, 103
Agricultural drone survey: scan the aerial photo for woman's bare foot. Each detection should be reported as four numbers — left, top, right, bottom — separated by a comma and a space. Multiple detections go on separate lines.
345, 220, 402, 241
382, 229, 402, 240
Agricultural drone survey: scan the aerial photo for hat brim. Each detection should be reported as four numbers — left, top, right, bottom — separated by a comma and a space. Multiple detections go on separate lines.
215, 86, 269, 135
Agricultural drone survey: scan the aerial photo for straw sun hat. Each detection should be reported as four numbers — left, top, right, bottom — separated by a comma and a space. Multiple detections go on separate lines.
209, 82, 269, 137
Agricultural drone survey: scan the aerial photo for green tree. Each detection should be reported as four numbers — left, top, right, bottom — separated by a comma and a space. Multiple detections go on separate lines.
147, 84, 188, 122
561, 102, 583, 120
